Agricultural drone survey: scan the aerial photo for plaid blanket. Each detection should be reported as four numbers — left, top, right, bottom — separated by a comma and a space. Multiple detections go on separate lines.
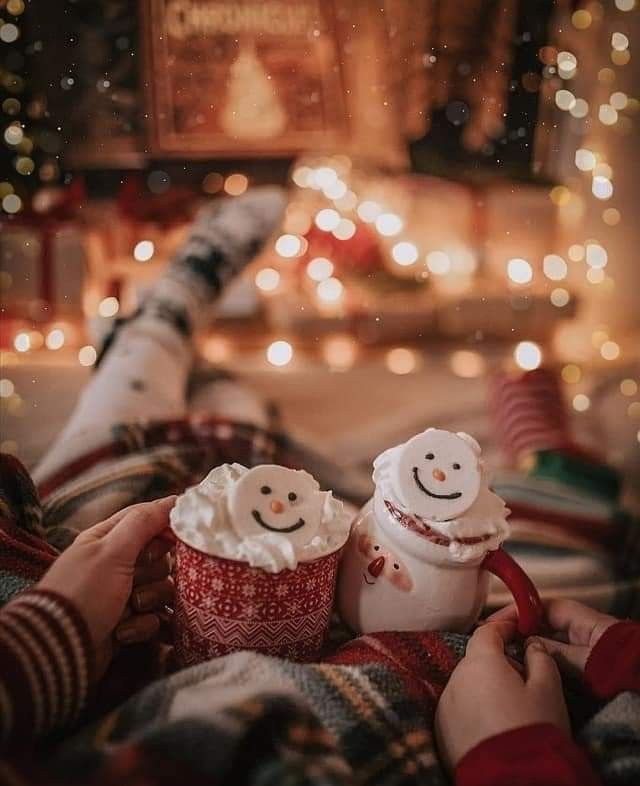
1, 423, 639, 785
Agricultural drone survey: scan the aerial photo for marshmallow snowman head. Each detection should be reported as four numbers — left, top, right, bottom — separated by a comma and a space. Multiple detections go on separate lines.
389, 429, 483, 521
228, 464, 324, 548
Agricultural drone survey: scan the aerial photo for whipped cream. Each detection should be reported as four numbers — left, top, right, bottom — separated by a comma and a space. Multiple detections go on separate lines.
171, 463, 351, 573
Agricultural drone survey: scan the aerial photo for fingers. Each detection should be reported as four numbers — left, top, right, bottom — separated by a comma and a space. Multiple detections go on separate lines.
527, 635, 588, 677
131, 578, 174, 613
115, 613, 161, 644
107, 496, 177, 563
136, 535, 174, 566
545, 599, 617, 647
486, 604, 518, 624
133, 553, 172, 587
466, 620, 517, 657
524, 638, 563, 689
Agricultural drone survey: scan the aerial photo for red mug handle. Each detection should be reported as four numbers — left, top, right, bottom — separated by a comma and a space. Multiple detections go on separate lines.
481, 548, 544, 637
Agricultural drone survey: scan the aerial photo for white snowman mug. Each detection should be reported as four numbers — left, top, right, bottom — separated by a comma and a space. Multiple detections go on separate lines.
337, 429, 544, 637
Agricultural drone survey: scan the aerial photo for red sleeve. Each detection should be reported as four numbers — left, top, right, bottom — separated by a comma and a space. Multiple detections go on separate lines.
584, 621, 640, 699
455, 724, 600, 786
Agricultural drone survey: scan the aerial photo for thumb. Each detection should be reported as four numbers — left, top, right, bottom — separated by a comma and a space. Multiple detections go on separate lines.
107, 496, 176, 563
528, 635, 589, 677
524, 638, 563, 690
466, 619, 517, 658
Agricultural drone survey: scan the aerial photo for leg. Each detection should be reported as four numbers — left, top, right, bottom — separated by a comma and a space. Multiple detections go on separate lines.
32, 323, 192, 485
33, 187, 286, 485
188, 369, 272, 430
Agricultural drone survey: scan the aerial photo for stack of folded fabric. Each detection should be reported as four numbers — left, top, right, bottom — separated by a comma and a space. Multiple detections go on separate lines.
487, 368, 639, 617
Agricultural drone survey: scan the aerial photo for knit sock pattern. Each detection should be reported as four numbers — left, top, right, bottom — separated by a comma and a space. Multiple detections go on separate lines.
96, 187, 286, 365
154, 186, 287, 328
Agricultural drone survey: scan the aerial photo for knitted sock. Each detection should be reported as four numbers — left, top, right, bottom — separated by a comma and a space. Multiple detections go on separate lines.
140, 185, 287, 337
96, 186, 286, 366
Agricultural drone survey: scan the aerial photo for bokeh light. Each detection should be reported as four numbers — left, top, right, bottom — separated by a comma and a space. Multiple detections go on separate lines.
426, 250, 451, 275
543, 254, 567, 281
275, 234, 302, 257
562, 364, 582, 384
514, 341, 542, 370
78, 345, 97, 367
223, 173, 248, 196
573, 393, 590, 412
306, 257, 334, 282
600, 340, 620, 360
45, 329, 65, 350
375, 213, 403, 237
133, 240, 155, 262
255, 267, 281, 292
592, 176, 613, 200
357, 200, 382, 223
266, 340, 293, 367
316, 277, 344, 304
315, 208, 341, 232
333, 218, 356, 240
621, 379, 638, 397
392, 241, 419, 266
507, 258, 533, 285
386, 347, 418, 375
322, 335, 357, 370
450, 350, 485, 378
551, 288, 571, 307
98, 297, 119, 318
13, 332, 30, 352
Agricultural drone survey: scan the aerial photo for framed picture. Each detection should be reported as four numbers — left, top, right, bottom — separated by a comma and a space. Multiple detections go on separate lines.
142, 0, 350, 156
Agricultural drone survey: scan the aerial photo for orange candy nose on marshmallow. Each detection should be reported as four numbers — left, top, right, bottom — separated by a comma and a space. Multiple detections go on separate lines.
270, 500, 285, 514
432, 468, 447, 482
367, 556, 385, 577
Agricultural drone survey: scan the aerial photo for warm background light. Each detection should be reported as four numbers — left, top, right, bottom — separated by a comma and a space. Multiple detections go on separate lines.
266, 340, 293, 367
255, 268, 280, 292
514, 341, 542, 370
133, 240, 155, 262
386, 347, 418, 375
306, 257, 334, 282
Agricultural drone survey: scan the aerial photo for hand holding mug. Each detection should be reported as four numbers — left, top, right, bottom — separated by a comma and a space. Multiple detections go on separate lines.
38, 497, 176, 678
488, 598, 618, 676
435, 620, 570, 773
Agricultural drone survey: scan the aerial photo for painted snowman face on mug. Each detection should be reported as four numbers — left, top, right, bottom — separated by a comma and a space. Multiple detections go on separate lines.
228, 465, 323, 547
390, 429, 482, 521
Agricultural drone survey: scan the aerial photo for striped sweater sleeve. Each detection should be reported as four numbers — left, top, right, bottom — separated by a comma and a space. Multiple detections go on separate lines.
0, 589, 94, 749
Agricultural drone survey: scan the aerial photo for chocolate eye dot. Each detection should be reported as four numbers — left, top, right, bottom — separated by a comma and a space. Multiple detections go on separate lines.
453, 463, 461, 470
393, 563, 400, 570
374, 545, 380, 551
425, 453, 435, 460
288, 492, 297, 502
260, 486, 271, 495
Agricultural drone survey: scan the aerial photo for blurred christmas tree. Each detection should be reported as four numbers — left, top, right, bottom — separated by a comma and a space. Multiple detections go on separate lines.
0, 0, 63, 215
221, 43, 287, 140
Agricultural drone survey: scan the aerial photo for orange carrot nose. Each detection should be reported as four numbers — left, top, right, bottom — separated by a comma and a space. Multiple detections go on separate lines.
367, 556, 385, 577
270, 500, 285, 514
432, 468, 447, 482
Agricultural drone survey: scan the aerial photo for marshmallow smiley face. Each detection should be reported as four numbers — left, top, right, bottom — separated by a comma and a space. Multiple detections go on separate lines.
228, 465, 323, 547
390, 429, 482, 521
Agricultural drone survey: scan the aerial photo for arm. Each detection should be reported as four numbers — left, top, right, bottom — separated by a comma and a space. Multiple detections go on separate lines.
435, 621, 602, 786
490, 599, 638, 699
585, 620, 640, 698
455, 724, 600, 786
0, 589, 93, 748
0, 497, 176, 750
459, 599, 640, 786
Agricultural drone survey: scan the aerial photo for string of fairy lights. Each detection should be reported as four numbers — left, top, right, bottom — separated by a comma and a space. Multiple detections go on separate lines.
1, 0, 638, 454
543, 0, 638, 426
